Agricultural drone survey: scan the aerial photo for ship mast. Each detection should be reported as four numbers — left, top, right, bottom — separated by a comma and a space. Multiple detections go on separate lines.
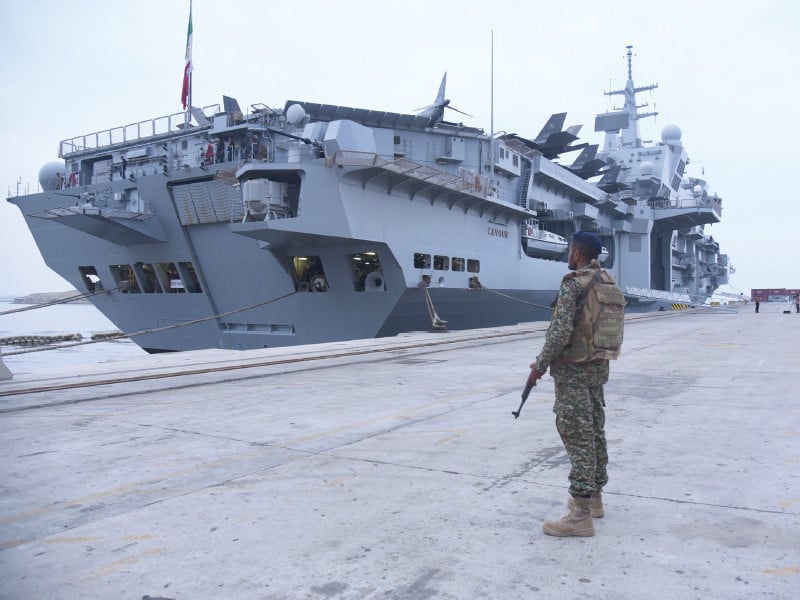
604, 45, 658, 148
489, 29, 495, 187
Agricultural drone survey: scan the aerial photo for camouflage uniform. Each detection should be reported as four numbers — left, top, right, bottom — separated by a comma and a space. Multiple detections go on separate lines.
535, 259, 609, 497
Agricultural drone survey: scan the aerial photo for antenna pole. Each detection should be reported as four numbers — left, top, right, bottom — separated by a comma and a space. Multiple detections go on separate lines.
626, 44, 633, 81
187, 0, 193, 121
489, 30, 495, 187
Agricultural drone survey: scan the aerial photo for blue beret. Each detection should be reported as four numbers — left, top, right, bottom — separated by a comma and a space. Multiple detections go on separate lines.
571, 231, 603, 254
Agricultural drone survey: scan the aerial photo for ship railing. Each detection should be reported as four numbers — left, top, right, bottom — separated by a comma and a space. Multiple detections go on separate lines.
30, 206, 154, 221
59, 104, 221, 158
329, 151, 489, 198
328, 150, 383, 168
649, 196, 723, 217
624, 286, 692, 303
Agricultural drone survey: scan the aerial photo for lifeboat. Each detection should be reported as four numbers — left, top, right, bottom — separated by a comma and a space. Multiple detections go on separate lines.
522, 220, 568, 259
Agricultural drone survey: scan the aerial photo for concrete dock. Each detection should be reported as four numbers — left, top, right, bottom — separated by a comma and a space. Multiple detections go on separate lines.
1, 306, 798, 599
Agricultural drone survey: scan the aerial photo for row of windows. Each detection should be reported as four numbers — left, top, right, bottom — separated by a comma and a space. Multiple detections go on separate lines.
79, 262, 203, 294
413, 253, 480, 273
77, 251, 479, 297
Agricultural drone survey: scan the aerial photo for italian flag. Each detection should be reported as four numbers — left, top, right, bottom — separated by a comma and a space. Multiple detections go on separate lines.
181, 3, 193, 110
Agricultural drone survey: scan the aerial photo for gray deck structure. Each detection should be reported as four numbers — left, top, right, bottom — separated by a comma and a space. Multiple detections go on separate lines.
1, 306, 797, 599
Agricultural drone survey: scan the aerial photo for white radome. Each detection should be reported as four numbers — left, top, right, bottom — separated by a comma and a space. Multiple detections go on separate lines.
38, 162, 65, 191
286, 104, 307, 126
661, 124, 682, 143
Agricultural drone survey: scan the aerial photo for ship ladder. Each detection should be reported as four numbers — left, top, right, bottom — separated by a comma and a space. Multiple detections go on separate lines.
422, 286, 448, 331
518, 159, 532, 207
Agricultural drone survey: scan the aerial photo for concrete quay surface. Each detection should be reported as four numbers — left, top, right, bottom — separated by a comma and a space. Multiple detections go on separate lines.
0, 307, 798, 599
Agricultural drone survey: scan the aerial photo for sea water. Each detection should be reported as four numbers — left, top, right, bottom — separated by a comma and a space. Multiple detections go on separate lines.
0, 301, 146, 373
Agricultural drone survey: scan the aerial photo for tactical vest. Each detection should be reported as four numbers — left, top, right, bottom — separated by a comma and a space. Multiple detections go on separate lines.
559, 268, 626, 363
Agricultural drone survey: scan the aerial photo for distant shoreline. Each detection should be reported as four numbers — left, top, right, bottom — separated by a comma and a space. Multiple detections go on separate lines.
11, 291, 89, 305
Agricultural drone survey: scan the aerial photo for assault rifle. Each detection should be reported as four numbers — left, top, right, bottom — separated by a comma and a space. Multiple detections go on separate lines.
511, 375, 536, 419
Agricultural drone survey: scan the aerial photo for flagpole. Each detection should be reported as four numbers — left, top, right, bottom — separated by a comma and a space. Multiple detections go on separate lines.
188, 0, 192, 115
489, 29, 495, 188
182, 0, 193, 125
188, 70, 192, 118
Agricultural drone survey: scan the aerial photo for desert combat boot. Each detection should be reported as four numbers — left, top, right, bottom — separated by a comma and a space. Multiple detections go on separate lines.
591, 490, 604, 518
543, 496, 595, 537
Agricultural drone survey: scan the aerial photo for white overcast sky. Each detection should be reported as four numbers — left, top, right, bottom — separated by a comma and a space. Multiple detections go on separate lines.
0, 0, 797, 296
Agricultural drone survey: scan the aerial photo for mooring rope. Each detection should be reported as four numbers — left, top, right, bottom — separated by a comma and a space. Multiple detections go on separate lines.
2, 280, 739, 358
476, 280, 740, 314
3, 291, 297, 356
0, 286, 120, 316
475, 284, 555, 312
420, 285, 448, 330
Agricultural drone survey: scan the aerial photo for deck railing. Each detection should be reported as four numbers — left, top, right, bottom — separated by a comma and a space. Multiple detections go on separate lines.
649, 195, 722, 217
59, 104, 220, 157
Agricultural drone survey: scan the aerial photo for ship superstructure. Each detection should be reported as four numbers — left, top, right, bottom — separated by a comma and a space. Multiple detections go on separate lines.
7, 48, 730, 352
593, 46, 727, 301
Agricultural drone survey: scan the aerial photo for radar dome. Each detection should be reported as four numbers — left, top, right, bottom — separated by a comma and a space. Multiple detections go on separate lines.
286, 104, 307, 126
38, 162, 66, 191
661, 124, 682, 144
640, 161, 655, 176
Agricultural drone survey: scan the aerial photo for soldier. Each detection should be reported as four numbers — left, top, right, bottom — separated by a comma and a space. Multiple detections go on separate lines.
529, 230, 622, 537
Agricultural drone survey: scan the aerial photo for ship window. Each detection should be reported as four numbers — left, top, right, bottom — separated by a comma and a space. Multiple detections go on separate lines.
451, 257, 465, 272
414, 253, 431, 269
513, 154, 519, 167
156, 262, 185, 293
393, 135, 401, 145
350, 251, 385, 292
78, 266, 102, 293
109, 264, 141, 293
433, 255, 449, 271
290, 256, 328, 292
178, 262, 203, 293
467, 259, 480, 273
134, 262, 163, 293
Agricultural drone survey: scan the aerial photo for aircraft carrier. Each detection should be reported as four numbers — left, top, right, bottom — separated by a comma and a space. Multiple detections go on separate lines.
7, 47, 728, 352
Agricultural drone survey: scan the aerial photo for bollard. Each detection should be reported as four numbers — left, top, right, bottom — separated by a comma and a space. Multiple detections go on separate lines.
0, 347, 12, 381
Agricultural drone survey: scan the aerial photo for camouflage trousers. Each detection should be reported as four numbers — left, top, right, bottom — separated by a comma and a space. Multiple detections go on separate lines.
553, 377, 609, 497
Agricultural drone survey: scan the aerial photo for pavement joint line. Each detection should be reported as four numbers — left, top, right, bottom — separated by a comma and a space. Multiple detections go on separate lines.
31, 374, 795, 526
0, 312, 708, 416
0, 328, 548, 399
0, 388, 519, 541
278, 451, 800, 518
56, 381, 797, 521
0, 309, 706, 402
4, 445, 794, 552
49, 384, 518, 456
0, 340, 530, 415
